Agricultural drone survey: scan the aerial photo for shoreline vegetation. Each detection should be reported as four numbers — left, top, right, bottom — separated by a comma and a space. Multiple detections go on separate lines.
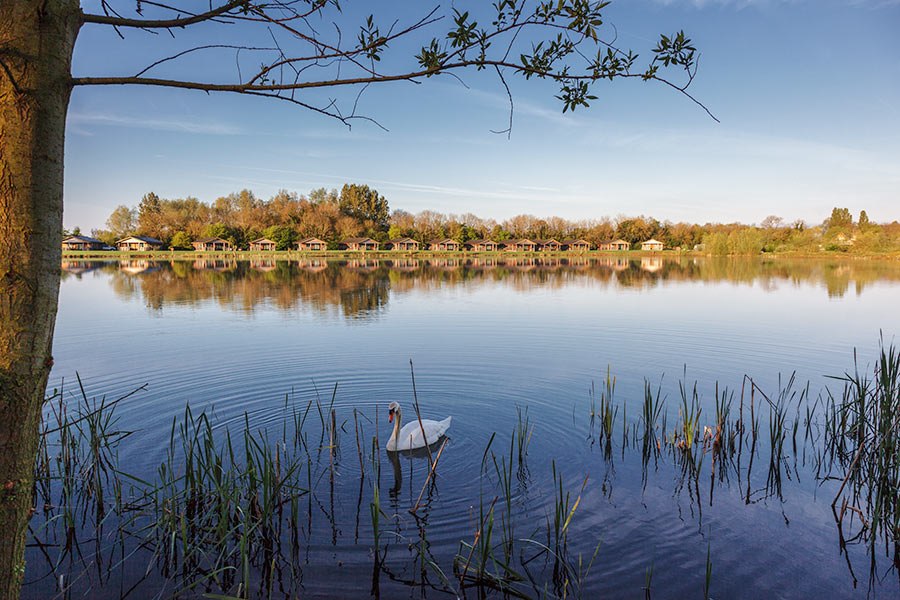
29, 346, 900, 598
67, 187, 900, 257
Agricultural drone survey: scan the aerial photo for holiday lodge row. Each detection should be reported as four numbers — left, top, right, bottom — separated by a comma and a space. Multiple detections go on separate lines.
62, 235, 667, 253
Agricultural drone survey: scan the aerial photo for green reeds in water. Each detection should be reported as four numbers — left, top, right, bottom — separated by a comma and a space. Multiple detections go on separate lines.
827, 340, 900, 573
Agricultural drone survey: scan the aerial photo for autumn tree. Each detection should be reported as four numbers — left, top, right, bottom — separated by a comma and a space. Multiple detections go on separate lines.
858, 210, 871, 230
136, 192, 164, 239
338, 184, 390, 233
105, 204, 137, 240
0, 1, 711, 597
826, 207, 853, 230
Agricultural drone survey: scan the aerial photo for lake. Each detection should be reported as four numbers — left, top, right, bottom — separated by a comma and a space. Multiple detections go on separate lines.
27, 256, 900, 598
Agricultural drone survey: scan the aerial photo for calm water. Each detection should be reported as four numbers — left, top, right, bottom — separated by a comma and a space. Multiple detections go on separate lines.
29, 256, 900, 598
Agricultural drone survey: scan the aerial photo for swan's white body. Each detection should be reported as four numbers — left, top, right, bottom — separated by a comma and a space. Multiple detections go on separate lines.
387, 402, 451, 451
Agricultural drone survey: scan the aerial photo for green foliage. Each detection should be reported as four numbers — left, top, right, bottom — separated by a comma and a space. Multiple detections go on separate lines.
106, 204, 136, 239
827, 207, 853, 230
858, 210, 871, 230
91, 229, 117, 246
616, 217, 660, 244
137, 192, 163, 238
703, 232, 729, 256
169, 231, 193, 250
338, 184, 389, 231
387, 224, 406, 240
203, 222, 243, 247
263, 225, 298, 251
727, 228, 762, 255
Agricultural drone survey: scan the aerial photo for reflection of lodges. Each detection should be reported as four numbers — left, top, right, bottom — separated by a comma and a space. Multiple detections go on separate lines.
250, 259, 277, 272
388, 258, 420, 272
297, 258, 328, 273
640, 257, 662, 272
465, 258, 497, 269
536, 258, 561, 269
428, 258, 461, 269
596, 257, 629, 271
506, 257, 537, 271
192, 259, 237, 272
346, 259, 379, 272
566, 257, 590, 269
62, 260, 102, 275
118, 260, 158, 275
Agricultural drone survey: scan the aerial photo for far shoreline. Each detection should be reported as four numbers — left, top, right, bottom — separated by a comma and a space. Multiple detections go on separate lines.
60, 249, 900, 261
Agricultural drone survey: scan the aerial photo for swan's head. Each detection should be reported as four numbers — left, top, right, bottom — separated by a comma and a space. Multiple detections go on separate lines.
388, 401, 400, 423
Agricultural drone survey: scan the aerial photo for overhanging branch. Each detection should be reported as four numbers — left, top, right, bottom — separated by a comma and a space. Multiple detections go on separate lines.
82, 0, 246, 29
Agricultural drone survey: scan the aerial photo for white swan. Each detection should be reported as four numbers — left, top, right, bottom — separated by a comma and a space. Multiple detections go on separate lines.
386, 401, 451, 451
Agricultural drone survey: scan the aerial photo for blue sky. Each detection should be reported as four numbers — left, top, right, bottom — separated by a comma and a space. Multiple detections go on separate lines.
65, 0, 900, 230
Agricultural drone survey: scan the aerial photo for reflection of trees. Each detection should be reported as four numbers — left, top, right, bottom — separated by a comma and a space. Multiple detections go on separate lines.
99, 257, 900, 316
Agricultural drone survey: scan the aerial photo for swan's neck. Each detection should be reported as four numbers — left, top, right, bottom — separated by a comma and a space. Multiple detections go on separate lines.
389, 412, 401, 447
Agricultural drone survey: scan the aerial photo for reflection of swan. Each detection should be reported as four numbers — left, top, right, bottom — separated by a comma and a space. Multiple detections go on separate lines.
388, 451, 402, 498
386, 402, 451, 451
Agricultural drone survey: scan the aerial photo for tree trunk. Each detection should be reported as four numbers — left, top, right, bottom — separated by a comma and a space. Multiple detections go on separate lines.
0, 1, 80, 598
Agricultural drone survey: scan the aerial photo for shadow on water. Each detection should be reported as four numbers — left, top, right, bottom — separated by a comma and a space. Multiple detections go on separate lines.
22, 342, 900, 598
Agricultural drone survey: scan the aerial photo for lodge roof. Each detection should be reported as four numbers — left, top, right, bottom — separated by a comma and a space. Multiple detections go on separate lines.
249, 238, 276, 244
116, 235, 163, 245
194, 237, 231, 244
63, 235, 105, 244
341, 237, 378, 244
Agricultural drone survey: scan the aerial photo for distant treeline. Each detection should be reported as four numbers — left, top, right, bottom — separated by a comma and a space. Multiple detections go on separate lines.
71, 186, 900, 255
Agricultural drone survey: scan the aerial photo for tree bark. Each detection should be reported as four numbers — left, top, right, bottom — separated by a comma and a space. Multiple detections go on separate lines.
0, 2, 80, 598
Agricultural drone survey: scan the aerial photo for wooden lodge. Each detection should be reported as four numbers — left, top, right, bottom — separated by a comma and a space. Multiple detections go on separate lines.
464, 239, 498, 252
340, 237, 379, 251
536, 239, 562, 252
62, 235, 107, 251
248, 238, 277, 252
297, 237, 328, 251
116, 235, 164, 252
640, 239, 664, 252
429, 238, 461, 252
385, 238, 420, 251
598, 239, 630, 251
562, 239, 592, 252
192, 237, 234, 252
501, 239, 538, 252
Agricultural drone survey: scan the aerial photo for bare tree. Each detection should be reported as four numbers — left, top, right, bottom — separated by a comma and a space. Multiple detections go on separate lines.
0, 1, 711, 596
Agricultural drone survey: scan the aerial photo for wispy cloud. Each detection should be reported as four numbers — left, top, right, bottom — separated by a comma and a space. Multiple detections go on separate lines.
68, 112, 244, 135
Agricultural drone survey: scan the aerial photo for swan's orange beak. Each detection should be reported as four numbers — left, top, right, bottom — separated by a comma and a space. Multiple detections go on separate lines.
388, 411, 394, 423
